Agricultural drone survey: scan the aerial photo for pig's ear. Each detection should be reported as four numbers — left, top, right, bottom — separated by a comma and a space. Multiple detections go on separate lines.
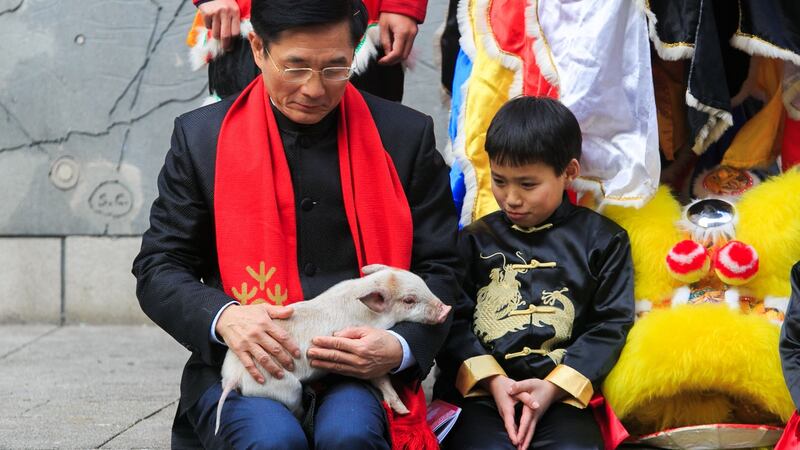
359, 292, 387, 313
362, 264, 391, 275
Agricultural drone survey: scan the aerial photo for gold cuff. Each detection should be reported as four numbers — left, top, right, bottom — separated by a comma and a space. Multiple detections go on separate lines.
456, 355, 507, 397
545, 364, 593, 408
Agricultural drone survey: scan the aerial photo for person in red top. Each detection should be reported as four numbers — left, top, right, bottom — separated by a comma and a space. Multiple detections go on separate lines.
192, 0, 426, 101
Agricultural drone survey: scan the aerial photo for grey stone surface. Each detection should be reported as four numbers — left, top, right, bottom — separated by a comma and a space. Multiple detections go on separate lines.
0, 0, 207, 235
404, 0, 451, 153
0, 0, 450, 238
0, 325, 186, 449
0, 238, 62, 324
0, 324, 57, 357
64, 236, 149, 325
100, 402, 175, 449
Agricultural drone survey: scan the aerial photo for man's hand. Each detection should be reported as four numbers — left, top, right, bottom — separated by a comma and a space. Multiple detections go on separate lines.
482, 375, 522, 447
215, 303, 300, 383
307, 326, 402, 379
508, 378, 567, 450
198, 0, 241, 51
378, 12, 418, 65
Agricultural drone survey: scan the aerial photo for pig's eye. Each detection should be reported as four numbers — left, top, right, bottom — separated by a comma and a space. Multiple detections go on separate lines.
402, 297, 416, 305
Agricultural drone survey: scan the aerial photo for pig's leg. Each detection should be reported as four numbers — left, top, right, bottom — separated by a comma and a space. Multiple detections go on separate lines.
371, 375, 409, 415
276, 375, 304, 418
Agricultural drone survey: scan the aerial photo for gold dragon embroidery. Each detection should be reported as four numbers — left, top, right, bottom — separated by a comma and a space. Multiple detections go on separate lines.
473, 252, 575, 365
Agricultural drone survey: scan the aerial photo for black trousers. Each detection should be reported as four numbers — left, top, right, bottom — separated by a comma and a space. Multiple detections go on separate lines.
443, 397, 604, 450
208, 37, 405, 102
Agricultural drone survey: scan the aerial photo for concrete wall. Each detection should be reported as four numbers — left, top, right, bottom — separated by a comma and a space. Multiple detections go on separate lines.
0, 0, 205, 323
0, 0, 451, 324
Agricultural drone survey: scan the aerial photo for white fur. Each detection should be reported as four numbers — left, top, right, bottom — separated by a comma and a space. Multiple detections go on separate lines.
765, 296, 790, 314
724, 288, 740, 310
685, 91, 734, 154
730, 34, 800, 67
633, 0, 695, 61
215, 265, 451, 434
635, 300, 653, 317
525, 0, 560, 87
671, 286, 691, 307
352, 25, 381, 75
456, 0, 477, 59
189, 19, 253, 71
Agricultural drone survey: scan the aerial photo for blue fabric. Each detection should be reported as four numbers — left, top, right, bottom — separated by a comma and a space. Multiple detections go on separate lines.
189, 379, 389, 450
313, 380, 390, 450
449, 162, 466, 227
448, 50, 472, 142
448, 50, 473, 223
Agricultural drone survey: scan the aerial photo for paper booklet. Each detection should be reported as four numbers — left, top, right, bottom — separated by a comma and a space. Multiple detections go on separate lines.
426, 399, 462, 443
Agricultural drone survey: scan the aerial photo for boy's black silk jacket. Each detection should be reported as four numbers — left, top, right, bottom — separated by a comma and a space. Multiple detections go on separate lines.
434, 197, 635, 406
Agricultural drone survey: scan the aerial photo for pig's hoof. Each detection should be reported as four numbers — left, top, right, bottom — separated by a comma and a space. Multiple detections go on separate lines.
389, 400, 410, 415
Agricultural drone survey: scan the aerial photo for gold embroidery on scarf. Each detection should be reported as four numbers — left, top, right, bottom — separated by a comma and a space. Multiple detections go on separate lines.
246, 262, 276, 290
232, 282, 257, 304
232, 261, 287, 305
267, 285, 288, 306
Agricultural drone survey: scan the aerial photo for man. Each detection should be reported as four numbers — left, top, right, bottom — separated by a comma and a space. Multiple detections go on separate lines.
133, 0, 460, 448
193, 0, 426, 100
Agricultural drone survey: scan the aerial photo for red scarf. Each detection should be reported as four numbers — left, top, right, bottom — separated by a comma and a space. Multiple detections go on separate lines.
776, 411, 800, 450
214, 76, 437, 449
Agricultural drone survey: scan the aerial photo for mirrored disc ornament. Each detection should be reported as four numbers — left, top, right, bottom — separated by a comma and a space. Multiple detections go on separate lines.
686, 198, 736, 229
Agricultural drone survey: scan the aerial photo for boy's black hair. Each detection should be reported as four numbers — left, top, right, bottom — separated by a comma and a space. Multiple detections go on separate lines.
485, 96, 582, 175
251, 0, 368, 48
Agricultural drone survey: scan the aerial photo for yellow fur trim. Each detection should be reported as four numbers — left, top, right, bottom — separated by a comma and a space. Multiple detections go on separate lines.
736, 168, 800, 300
602, 305, 794, 434
603, 186, 683, 306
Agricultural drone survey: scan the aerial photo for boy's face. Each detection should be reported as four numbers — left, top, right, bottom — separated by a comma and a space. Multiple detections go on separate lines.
490, 159, 580, 228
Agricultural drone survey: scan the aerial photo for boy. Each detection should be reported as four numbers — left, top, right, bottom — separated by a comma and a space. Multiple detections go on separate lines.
435, 97, 635, 450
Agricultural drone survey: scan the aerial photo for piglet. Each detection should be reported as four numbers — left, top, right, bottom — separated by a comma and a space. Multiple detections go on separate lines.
215, 264, 451, 434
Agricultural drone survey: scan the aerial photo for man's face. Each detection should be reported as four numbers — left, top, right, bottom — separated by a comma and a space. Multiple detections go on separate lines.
490, 159, 579, 228
250, 20, 354, 125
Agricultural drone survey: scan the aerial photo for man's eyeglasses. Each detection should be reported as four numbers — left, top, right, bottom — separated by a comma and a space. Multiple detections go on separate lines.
264, 47, 353, 83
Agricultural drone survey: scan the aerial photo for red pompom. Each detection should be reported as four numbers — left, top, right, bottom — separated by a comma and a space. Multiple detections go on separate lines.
714, 240, 759, 285
666, 240, 711, 283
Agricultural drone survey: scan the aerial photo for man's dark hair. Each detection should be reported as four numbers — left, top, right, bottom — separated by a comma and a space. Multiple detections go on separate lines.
251, 0, 368, 48
485, 96, 582, 175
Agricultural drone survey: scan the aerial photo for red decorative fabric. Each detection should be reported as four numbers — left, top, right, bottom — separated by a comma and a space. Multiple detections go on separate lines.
589, 394, 630, 450
487, 0, 557, 98
377, 0, 428, 23
783, 117, 800, 171
383, 383, 440, 450
776, 411, 800, 450
215, 76, 412, 305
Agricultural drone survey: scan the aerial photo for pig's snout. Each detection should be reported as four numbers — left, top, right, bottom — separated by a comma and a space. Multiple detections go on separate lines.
432, 302, 451, 324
